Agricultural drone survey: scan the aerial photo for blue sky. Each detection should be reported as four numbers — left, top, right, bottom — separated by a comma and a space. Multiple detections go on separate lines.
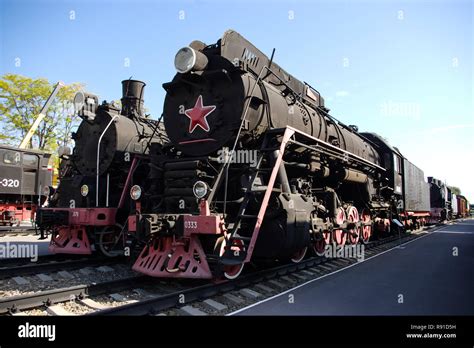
1, 0, 473, 200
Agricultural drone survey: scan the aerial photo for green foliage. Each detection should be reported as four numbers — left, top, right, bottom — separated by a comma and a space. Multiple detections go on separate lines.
449, 186, 461, 195
0, 74, 84, 153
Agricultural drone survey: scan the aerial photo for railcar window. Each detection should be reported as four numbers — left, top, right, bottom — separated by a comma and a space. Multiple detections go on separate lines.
23, 154, 38, 167
384, 153, 392, 169
393, 154, 402, 174
3, 151, 21, 165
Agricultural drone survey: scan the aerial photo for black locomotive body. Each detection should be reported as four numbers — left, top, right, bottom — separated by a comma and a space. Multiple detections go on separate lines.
361, 133, 431, 230
0, 145, 52, 226
36, 80, 166, 255
37, 30, 465, 280
131, 30, 406, 279
428, 177, 451, 221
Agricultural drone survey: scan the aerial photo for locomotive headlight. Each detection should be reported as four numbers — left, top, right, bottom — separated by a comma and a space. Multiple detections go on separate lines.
193, 181, 209, 199
80, 185, 89, 197
73, 91, 85, 114
130, 185, 142, 201
74, 91, 98, 121
174, 46, 208, 74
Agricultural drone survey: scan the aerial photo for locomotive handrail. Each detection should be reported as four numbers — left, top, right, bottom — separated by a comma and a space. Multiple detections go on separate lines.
286, 126, 385, 171
314, 105, 380, 150
118, 156, 138, 209
96, 115, 119, 207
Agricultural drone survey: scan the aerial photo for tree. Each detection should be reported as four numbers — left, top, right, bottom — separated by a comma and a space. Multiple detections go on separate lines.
449, 186, 461, 195
0, 74, 84, 152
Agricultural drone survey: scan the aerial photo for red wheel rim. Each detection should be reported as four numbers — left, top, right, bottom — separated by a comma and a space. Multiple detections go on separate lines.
313, 230, 331, 256
361, 209, 372, 244
222, 264, 244, 279
219, 238, 245, 280
333, 229, 346, 246
291, 246, 307, 263
347, 206, 360, 245
333, 207, 347, 246
335, 207, 346, 226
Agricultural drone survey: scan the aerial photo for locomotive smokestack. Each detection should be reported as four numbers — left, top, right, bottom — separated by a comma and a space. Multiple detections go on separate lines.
121, 79, 146, 118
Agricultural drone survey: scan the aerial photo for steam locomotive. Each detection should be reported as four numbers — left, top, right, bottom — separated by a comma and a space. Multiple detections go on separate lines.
428, 177, 470, 220
36, 80, 166, 255
0, 145, 52, 226
39, 30, 467, 281
129, 30, 432, 280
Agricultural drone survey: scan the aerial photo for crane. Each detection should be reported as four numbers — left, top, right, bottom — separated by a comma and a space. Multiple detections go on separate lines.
19, 81, 64, 149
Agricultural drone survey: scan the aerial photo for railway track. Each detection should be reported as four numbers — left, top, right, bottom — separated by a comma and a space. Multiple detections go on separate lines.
0, 226, 38, 237
0, 255, 124, 280
0, 275, 147, 314
91, 230, 428, 316
0, 271, 205, 315
0, 226, 439, 316
0, 253, 92, 269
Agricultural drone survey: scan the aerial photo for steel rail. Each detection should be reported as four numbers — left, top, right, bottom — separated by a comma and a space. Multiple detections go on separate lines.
91, 231, 429, 316
0, 256, 122, 280
0, 275, 147, 314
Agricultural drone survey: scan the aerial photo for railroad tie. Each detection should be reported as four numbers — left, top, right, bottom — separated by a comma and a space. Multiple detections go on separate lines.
253, 283, 275, 294
267, 279, 286, 289
292, 273, 308, 280
300, 269, 316, 276
78, 298, 111, 310
202, 299, 228, 312
109, 293, 128, 302
46, 305, 77, 316
57, 271, 74, 280
12, 276, 29, 285
179, 305, 208, 316
239, 288, 262, 299
222, 293, 245, 304
36, 274, 53, 282
96, 266, 114, 273
280, 276, 297, 284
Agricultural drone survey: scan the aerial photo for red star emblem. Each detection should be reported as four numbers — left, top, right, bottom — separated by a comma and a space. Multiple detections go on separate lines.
184, 95, 216, 133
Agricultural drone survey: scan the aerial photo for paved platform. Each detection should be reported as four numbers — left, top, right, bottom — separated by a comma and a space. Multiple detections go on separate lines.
0, 234, 52, 260
233, 219, 474, 315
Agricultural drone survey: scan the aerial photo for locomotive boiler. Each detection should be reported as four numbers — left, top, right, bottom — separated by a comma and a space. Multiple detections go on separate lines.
163, 31, 380, 166
132, 30, 395, 280
37, 79, 166, 255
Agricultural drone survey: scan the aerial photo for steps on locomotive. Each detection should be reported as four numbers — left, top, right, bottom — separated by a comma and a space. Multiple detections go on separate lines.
244, 185, 282, 193
239, 214, 258, 219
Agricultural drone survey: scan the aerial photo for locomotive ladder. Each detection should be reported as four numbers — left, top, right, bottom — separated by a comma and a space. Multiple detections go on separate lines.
219, 127, 294, 266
